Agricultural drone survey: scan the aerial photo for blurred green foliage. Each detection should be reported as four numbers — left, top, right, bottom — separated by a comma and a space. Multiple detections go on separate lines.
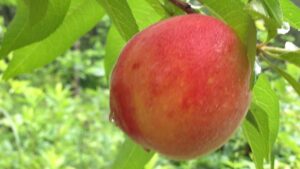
0, 3, 299, 169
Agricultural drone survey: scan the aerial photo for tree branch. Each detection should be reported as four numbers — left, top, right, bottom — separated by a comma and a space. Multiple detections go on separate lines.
169, 0, 197, 14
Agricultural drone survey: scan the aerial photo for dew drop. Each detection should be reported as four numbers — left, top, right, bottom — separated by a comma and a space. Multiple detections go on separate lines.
109, 112, 121, 128
109, 112, 115, 123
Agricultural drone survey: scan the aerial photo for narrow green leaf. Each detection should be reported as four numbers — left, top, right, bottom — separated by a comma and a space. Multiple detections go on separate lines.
260, 0, 283, 25
252, 75, 279, 153
25, 0, 48, 24
0, 0, 17, 5
3, 0, 105, 79
111, 138, 154, 169
249, 103, 270, 159
279, 51, 300, 68
241, 0, 251, 4
146, 0, 168, 17
0, 1, 27, 58
247, 0, 278, 41
249, 0, 270, 17
104, 26, 125, 81
98, 0, 139, 41
0, 0, 71, 59
272, 64, 300, 95
144, 154, 159, 169
245, 110, 260, 131
128, 0, 163, 30
243, 113, 265, 169
279, 0, 300, 29
162, 0, 185, 16
243, 74, 279, 169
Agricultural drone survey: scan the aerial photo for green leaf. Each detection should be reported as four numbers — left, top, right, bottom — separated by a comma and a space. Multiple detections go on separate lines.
249, 103, 270, 159
252, 75, 279, 152
243, 74, 279, 169
260, 0, 283, 25
145, 0, 168, 17
111, 138, 154, 169
246, 0, 278, 41
104, 26, 125, 81
3, 0, 105, 79
279, 51, 300, 68
163, 0, 185, 16
279, 0, 300, 29
0, 0, 17, 6
98, 0, 139, 41
144, 154, 159, 169
272, 64, 300, 95
0, 0, 71, 59
248, 0, 269, 17
128, 0, 163, 30
243, 113, 265, 169
26, 0, 48, 24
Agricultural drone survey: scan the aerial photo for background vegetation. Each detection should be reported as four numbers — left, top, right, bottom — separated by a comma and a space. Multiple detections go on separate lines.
0, 0, 300, 169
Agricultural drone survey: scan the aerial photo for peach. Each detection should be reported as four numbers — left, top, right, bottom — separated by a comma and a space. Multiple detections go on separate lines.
110, 14, 251, 160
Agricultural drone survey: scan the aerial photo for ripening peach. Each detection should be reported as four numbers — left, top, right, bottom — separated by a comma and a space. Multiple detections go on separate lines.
110, 14, 251, 160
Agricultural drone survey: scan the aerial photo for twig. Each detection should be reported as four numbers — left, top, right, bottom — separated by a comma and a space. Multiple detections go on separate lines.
262, 46, 296, 54
169, 0, 197, 14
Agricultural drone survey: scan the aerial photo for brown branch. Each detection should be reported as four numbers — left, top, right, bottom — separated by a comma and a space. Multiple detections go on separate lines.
169, 0, 197, 14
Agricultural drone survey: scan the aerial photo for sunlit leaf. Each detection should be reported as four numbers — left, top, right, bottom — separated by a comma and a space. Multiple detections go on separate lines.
252, 75, 279, 151
243, 74, 279, 169
243, 112, 265, 169
279, 0, 300, 29
279, 51, 300, 68
162, 0, 185, 16
260, 0, 283, 25
111, 138, 154, 169
246, 0, 278, 41
128, 0, 163, 30
0, 0, 17, 5
104, 26, 125, 81
146, 0, 168, 17
98, 0, 139, 41
3, 0, 104, 79
0, 0, 71, 59
272, 64, 300, 96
